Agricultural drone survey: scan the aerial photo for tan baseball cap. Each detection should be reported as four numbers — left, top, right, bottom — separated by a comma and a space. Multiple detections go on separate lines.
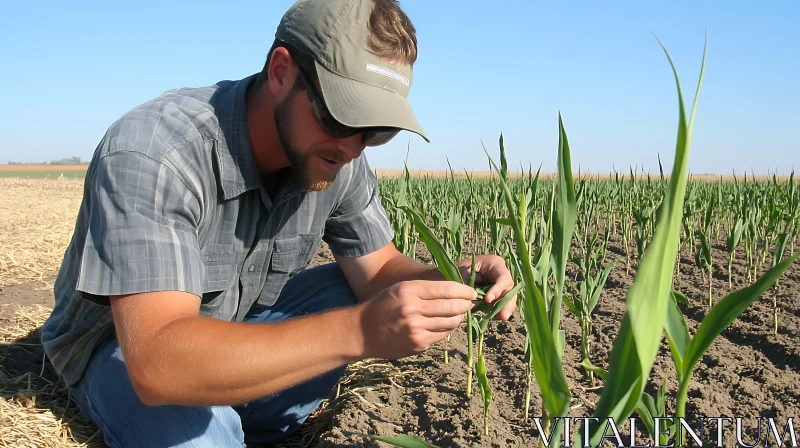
275, 0, 429, 143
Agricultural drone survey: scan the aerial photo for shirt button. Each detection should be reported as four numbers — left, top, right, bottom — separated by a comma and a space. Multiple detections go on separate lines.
248, 265, 255, 272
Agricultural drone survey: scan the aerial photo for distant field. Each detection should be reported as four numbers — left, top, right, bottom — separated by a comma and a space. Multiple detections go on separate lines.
374, 169, 787, 182
0, 164, 88, 179
0, 165, 784, 182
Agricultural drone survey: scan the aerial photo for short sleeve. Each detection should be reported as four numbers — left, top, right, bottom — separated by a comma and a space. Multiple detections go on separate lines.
323, 155, 394, 257
76, 150, 205, 298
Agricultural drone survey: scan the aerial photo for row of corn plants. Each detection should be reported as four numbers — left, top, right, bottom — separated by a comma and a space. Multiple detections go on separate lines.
366, 34, 799, 447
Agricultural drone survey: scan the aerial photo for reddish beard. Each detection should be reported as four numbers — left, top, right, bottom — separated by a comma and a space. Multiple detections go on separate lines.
274, 94, 351, 192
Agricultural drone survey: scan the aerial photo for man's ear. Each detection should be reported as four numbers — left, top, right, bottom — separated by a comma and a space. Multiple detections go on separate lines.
267, 46, 295, 98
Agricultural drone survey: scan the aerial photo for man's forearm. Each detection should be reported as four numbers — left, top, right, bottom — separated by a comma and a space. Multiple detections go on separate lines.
132, 306, 364, 407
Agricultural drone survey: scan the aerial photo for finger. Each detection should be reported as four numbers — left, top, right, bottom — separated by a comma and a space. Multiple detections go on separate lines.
414, 280, 477, 302
419, 298, 475, 317
484, 270, 514, 304
419, 314, 465, 331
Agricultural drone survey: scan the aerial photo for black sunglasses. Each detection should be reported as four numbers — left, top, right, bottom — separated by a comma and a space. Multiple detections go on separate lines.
295, 64, 399, 147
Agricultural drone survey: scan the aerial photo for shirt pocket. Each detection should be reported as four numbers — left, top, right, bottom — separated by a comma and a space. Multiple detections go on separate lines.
270, 233, 322, 276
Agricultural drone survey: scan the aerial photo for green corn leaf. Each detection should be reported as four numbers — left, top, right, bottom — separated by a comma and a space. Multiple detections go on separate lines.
365, 434, 441, 448
499, 134, 508, 180
672, 290, 690, 306
579, 33, 707, 446
479, 282, 525, 332
637, 382, 672, 443
681, 254, 798, 378
399, 206, 463, 284
580, 358, 608, 381
635, 397, 657, 441
482, 140, 571, 439
664, 292, 690, 374
563, 293, 580, 317
495, 217, 514, 227
656, 382, 666, 417
588, 259, 624, 314
468, 254, 477, 288
700, 230, 712, 264
556, 329, 566, 359
550, 113, 578, 335
476, 354, 492, 410
774, 231, 790, 267
447, 210, 461, 234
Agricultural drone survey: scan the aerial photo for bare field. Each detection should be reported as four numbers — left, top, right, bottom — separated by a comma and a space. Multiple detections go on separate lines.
0, 179, 84, 288
0, 165, 89, 180
0, 165, 89, 172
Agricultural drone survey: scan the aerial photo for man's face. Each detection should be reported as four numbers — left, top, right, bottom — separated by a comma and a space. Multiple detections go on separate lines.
273, 75, 365, 192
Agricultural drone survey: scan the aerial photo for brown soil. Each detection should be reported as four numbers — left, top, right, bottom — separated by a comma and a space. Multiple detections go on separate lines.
2, 239, 798, 447
303, 238, 800, 447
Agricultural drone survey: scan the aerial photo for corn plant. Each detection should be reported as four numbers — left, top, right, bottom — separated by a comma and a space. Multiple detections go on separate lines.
398, 206, 522, 435
582, 360, 675, 446
469, 256, 525, 435
564, 257, 623, 385
726, 217, 745, 288
482, 123, 574, 447
770, 228, 792, 334
663, 253, 798, 445
577, 33, 707, 445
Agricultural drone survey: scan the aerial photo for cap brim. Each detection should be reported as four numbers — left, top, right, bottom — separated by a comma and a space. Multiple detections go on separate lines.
315, 61, 430, 143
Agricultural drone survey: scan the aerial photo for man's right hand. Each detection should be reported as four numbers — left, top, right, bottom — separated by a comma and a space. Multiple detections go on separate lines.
355, 280, 477, 360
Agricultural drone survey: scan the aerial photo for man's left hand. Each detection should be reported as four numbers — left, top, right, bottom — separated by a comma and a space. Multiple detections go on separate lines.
456, 254, 517, 322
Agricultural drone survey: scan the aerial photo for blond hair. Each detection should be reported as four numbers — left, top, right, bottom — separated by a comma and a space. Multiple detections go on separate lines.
367, 0, 418, 65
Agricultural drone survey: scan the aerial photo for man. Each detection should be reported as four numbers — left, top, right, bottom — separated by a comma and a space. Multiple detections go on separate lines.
41, 0, 517, 446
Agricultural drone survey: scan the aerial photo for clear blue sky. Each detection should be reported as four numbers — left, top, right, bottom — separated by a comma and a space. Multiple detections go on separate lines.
1, 1, 797, 175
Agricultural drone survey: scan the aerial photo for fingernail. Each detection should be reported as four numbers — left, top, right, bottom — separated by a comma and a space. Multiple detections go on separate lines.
487, 294, 495, 302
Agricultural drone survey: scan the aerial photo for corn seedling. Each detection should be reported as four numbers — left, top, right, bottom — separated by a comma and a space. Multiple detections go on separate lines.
398, 205, 523, 435
482, 121, 575, 447
564, 257, 623, 385
726, 217, 745, 288
663, 254, 798, 445
577, 33, 707, 445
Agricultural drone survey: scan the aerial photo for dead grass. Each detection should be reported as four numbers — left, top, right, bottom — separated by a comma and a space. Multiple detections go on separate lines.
0, 304, 103, 447
0, 166, 89, 173
0, 179, 84, 288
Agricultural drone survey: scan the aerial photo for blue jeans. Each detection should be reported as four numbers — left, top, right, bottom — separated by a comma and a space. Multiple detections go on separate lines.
68, 263, 358, 447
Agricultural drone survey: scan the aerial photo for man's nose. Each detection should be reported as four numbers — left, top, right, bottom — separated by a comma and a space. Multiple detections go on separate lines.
335, 133, 366, 160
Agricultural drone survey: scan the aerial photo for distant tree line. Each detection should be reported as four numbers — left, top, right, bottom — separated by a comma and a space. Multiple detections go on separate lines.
7, 156, 84, 165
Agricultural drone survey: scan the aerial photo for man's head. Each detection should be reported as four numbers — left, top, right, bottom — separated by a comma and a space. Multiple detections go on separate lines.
252, 0, 427, 192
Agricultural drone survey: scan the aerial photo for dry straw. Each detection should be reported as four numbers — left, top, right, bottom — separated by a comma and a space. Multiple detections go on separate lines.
0, 178, 84, 288
1, 304, 103, 447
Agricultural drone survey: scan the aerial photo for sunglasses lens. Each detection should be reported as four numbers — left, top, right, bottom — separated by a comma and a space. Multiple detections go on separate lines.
363, 129, 400, 146
306, 82, 399, 145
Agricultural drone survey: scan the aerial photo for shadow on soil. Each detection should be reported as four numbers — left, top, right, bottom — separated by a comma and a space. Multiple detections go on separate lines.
0, 326, 105, 446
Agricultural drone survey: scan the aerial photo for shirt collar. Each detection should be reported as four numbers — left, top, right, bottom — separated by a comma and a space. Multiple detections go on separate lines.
212, 73, 262, 201
211, 73, 311, 205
